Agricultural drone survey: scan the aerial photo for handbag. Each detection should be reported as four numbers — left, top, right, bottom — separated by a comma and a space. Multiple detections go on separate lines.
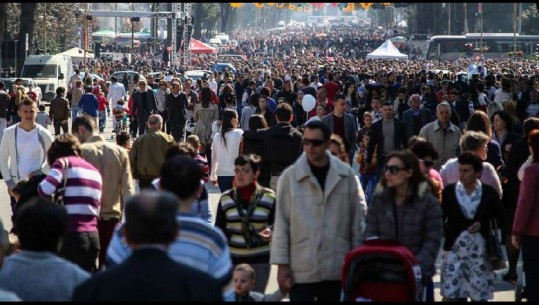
235, 190, 266, 249
485, 218, 506, 270
52, 159, 69, 205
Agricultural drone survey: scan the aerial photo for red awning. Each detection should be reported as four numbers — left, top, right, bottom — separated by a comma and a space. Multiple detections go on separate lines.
189, 38, 218, 54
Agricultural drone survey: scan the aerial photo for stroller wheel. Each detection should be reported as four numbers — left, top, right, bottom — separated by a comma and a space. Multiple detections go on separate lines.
515, 283, 523, 302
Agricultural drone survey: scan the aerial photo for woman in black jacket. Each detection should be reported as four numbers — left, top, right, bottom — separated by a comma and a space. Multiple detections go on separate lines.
240, 115, 270, 187
440, 152, 504, 302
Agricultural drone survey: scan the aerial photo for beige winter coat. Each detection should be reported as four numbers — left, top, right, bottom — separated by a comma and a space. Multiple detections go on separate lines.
270, 152, 367, 283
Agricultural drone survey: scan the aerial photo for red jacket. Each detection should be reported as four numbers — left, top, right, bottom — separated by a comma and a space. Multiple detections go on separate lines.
513, 163, 539, 237
97, 95, 109, 111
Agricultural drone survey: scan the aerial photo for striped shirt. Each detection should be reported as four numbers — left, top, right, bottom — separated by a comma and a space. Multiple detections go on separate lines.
38, 156, 102, 233
194, 153, 209, 183
106, 213, 233, 287
215, 185, 276, 265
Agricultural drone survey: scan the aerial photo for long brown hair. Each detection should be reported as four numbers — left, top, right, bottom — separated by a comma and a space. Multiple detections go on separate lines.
379, 150, 426, 202
529, 129, 539, 163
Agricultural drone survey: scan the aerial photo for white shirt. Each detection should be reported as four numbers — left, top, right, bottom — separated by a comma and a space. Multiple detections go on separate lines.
69, 74, 82, 89
208, 80, 217, 94
210, 129, 244, 180
493, 88, 511, 103
16, 126, 43, 180
107, 82, 126, 107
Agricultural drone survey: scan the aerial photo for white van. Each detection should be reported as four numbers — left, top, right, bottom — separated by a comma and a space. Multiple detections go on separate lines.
21, 54, 74, 102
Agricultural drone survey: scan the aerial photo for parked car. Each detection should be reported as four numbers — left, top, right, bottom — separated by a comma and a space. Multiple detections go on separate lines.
146, 71, 164, 80
80, 72, 105, 82
210, 63, 237, 75
184, 70, 213, 82
0, 77, 42, 106
110, 71, 143, 87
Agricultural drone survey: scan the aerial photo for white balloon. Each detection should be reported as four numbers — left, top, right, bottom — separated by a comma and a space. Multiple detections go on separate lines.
302, 94, 316, 112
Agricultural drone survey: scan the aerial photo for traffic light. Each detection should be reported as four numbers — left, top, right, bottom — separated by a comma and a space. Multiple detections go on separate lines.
94, 42, 101, 59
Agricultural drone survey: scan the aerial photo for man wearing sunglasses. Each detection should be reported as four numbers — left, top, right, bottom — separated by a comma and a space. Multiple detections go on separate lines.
270, 120, 366, 302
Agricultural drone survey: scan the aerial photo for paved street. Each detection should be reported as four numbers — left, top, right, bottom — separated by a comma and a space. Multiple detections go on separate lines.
0, 110, 524, 301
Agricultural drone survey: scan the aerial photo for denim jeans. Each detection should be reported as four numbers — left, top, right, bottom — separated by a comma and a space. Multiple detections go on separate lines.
71, 105, 81, 120
98, 110, 106, 132
359, 173, 377, 205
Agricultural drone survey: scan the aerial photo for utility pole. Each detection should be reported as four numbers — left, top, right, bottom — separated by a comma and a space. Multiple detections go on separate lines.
463, 3, 468, 34
44, 3, 47, 53
25, 33, 28, 61
448, 3, 451, 35
518, 2, 522, 34
479, 4, 483, 58
14, 40, 18, 77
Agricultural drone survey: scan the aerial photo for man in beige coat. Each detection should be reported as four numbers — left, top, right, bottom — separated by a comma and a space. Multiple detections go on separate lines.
270, 120, 367, 302
72, 115, 135, 270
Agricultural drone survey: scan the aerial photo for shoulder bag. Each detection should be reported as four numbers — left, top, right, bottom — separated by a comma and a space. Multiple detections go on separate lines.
485, 218, 506, 270
52, 158, 69, 205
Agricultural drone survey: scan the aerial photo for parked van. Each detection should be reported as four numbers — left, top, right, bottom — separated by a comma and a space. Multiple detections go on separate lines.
21, 54, 74, 102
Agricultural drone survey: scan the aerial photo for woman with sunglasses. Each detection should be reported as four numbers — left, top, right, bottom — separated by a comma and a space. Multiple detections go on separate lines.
365, 150, 443, 302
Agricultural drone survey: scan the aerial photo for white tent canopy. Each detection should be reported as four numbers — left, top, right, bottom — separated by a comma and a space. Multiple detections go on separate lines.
366, 39, 408, 60
57, 47, 94, 64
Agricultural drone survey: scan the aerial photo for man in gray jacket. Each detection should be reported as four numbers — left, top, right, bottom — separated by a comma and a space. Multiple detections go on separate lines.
419, 102, 462, 170
270, 120, 366, 302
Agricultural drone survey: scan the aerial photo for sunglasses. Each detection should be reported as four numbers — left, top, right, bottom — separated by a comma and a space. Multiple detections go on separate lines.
420, 159, 434, 168
384, 165, 406, 175
302, 138, 325, 147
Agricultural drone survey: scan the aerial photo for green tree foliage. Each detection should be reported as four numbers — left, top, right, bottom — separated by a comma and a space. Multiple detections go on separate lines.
522, 5, 539, 35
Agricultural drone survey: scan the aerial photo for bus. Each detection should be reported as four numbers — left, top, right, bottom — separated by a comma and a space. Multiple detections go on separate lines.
425, 33, 539, 61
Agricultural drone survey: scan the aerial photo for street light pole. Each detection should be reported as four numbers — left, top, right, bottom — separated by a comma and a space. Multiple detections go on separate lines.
44, 3, 47, 53
447, 3, 451, 35
14, 40, 18, 77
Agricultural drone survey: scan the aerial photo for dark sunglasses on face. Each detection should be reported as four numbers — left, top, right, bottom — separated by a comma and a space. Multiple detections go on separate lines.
302, 138, 325, 147
384, 165, 406, 175
420, 159, 434, 168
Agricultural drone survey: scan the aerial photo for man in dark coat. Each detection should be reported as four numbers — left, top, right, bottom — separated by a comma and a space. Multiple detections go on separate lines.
131, 79, 157, 136
72, 191, 223, 302
165, 81, 188, 142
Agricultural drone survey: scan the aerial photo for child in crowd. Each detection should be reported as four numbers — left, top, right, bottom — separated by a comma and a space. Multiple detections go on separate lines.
116, 131, 132, 151
97, 91, 109, 133
36, 105, 51, 129
233, 264, 287, 302
113, 99, 129, 134
186, 135, 209, 183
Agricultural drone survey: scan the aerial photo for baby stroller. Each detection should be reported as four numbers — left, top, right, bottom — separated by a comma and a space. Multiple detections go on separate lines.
341, 239, 424, 302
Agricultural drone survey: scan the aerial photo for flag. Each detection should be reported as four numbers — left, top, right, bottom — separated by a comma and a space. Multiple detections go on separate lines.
478, 3, 483, 14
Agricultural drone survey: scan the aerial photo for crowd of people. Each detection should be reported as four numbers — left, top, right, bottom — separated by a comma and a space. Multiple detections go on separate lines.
0, 21, 538, 302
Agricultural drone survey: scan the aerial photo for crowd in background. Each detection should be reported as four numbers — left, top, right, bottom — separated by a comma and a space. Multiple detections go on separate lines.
0, 22, 538, 302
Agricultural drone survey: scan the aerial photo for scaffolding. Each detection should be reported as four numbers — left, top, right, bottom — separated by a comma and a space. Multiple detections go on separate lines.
88, 3, 193, 68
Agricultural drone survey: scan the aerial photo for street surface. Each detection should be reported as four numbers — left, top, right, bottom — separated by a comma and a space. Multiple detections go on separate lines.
0, 110, 522, 301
